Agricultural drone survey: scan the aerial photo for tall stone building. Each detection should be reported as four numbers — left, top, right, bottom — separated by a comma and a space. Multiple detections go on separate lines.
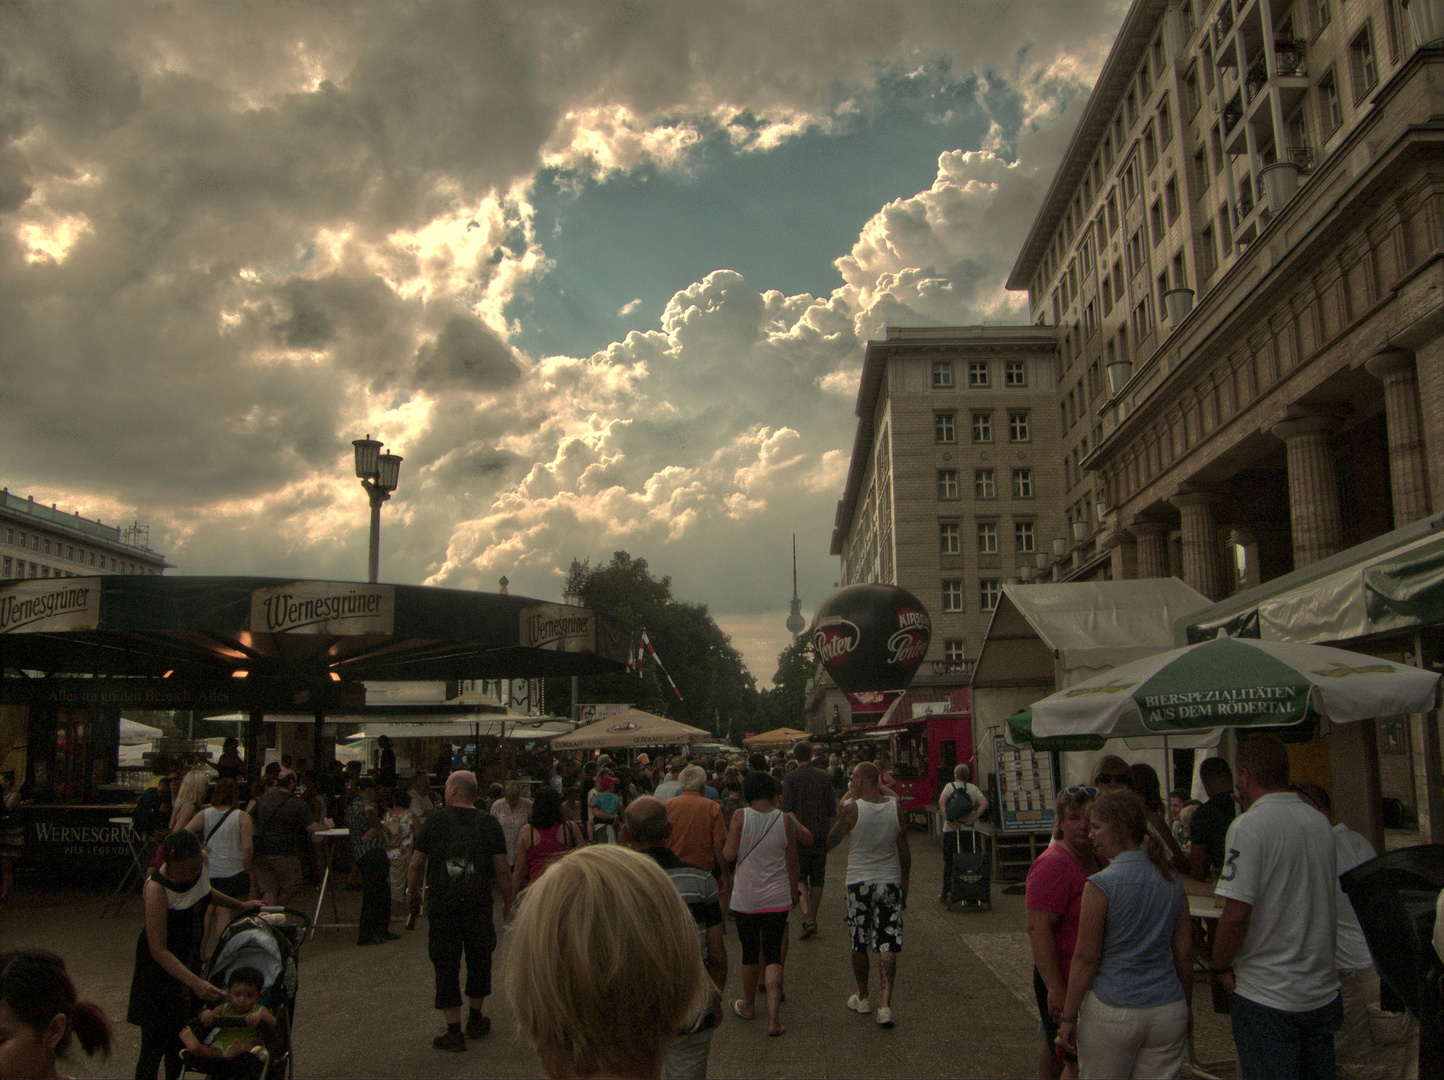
1007, 0, 1442, 595
827, 326, 1067, 723
0, 488, 167, 580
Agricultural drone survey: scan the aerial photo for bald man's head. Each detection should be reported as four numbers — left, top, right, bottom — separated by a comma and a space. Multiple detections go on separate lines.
623, 795, 668, 847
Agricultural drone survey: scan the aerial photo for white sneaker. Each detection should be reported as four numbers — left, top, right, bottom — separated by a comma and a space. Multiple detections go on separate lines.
875, 1006, 894, 1027
847, 993, 871, 1014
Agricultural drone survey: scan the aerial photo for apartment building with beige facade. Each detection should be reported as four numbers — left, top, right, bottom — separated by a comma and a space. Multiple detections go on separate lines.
826, 326, 1068, 723
0, 488, 168, 580
1009, 0, 1442, 597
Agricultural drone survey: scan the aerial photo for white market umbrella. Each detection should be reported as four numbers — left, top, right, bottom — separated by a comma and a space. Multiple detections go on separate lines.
1031, 633, 1440, 740
550, 708, 709, 750
119, 718, 164, 745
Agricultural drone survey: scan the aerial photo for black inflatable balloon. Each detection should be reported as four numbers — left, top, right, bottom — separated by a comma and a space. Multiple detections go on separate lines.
810, 584, 931, 694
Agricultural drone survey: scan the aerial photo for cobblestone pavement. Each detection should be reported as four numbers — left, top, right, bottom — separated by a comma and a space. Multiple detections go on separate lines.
1, 831, 1239, 1078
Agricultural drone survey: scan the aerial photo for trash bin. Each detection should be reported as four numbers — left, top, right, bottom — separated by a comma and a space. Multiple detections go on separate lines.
1339, 843, 1444, 1080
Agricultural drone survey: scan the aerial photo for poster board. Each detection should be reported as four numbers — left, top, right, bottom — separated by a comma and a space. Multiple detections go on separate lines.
993, 734, 1056, 834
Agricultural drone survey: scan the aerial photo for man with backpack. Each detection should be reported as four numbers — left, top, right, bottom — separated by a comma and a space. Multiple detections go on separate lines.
408, 770, 514, 1053
937, 764, 987, 904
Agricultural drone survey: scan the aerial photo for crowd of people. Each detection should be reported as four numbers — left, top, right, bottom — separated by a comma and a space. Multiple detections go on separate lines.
1025, 735, 1411, 1080
2, 730, 1421, 1080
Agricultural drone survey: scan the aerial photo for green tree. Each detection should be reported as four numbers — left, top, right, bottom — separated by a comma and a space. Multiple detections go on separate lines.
758, 634, 816, 729
546, 551, 763, 737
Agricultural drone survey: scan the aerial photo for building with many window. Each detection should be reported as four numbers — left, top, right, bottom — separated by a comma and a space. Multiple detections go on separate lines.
1007, 0, 1444, 835
825, 326, 1067, 724
0, 488, 169, 580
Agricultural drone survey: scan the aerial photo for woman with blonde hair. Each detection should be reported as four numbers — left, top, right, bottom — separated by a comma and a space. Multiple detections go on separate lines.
506, 845, 709, 1079
1056, 791, 1191, 1078
169, 769, 210, 834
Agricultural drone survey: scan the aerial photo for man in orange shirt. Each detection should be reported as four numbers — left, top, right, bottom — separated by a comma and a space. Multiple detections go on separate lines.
666, 765, 728, 887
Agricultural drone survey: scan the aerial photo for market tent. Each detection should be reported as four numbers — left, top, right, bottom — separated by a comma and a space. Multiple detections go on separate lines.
1181, 510, 1444, 644
347, 719, 573, 741
550, 709, 709, 749
972, 580, 1215, 789
119, 718, 163, 745
743, 727, 809, 748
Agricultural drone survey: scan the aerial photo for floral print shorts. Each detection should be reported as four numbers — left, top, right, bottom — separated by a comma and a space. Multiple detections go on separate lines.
845, 881, 904, 953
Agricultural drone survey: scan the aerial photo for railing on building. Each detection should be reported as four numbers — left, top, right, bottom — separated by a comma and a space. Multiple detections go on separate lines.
1287, 144, 1316, 172
1215, 4, 1234, 45
1235, 183, 1255, 225
1245, 55, 1269, 101
1274, 37, 1307, 77
1222, 97, 1244, 136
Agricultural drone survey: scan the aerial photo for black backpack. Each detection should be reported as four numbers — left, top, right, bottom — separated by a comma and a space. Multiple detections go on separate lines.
945, 782, 977, 823
431, 809, 490, 912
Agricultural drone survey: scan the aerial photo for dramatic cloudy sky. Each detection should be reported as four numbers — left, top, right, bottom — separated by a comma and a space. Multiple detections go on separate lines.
1, 1, 1125, 683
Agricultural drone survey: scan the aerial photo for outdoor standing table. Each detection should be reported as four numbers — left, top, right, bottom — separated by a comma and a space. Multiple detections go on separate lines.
1185, 895, 1233, 1080
310, 827, 353, 941
102, 817, 150, 917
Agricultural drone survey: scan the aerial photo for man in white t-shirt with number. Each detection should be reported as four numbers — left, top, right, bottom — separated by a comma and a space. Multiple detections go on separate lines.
937, 764, 987, 904
1211, 735, 1341, 1080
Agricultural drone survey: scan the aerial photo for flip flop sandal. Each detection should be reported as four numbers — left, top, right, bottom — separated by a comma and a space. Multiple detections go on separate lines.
768, 1027, 786, 1037
731, 1000, 756, 1020
800, 921, 817, 939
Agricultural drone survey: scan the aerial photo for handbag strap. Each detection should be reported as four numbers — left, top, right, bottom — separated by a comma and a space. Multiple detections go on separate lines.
204, 808, 235, 845
736, 809, 783, 869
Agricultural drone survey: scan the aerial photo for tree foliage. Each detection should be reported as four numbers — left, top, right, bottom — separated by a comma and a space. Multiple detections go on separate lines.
546, 551, 764, 736
756, 633, 817, 730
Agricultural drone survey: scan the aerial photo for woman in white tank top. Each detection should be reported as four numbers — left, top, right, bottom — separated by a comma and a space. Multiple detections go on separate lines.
722, 771, 812, 1036
183, 778, 254, 958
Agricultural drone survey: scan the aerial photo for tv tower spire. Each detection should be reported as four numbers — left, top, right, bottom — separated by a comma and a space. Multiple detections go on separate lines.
785, 533, 806, 638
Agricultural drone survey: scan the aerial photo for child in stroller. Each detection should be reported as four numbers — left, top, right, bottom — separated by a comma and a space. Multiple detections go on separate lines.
180, 967, 275, 1075
178, 908, 309, 1079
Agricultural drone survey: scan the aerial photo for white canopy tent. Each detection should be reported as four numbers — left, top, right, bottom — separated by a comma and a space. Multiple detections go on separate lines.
972, 579, 1215, 791
346, 719, 573, 741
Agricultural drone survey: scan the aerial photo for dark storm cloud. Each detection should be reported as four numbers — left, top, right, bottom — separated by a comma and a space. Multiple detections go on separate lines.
0, 0, 1124, 641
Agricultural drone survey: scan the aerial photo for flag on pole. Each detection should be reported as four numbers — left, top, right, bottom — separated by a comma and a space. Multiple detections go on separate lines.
641, 630, 684, 701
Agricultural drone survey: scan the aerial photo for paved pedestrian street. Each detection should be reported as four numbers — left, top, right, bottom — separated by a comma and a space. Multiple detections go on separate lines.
1, 832, 1238, 1078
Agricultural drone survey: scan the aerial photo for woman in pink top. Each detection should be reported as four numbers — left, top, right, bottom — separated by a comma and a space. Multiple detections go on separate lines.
1026, 787, 1100, 1080
513, 788, 585, 891
722, 770, 810, 1037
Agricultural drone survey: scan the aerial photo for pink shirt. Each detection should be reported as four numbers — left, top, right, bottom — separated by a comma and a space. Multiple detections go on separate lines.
1025, 843, 1092, 980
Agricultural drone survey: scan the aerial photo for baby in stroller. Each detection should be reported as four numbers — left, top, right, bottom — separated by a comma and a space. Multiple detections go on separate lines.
180, 967, 275, 1075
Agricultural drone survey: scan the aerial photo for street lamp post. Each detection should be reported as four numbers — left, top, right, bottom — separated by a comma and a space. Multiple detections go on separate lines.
352, 434, 403, 583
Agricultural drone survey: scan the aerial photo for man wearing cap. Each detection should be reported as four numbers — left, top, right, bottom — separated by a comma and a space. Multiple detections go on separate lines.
655, 756, 689, 802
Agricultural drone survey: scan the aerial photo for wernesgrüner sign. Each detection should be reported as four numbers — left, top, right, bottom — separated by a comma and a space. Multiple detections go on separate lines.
520, 603, 595, 652
250, 582, 395, 635
0, 578, 102, 634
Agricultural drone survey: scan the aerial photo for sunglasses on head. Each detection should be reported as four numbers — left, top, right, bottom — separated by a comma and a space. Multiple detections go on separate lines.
1064, 785, 1098, 796
1095, 773, 1131, 785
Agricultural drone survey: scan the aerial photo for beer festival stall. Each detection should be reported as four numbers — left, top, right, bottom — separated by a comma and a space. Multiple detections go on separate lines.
0, 575, 628, 883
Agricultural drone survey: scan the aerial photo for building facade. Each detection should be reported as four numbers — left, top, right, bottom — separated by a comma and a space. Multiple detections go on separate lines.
826, 326, 1068, 725
1009, 0, 1440, 595
0, 488, 168, 580
1007, 0, 1444, 833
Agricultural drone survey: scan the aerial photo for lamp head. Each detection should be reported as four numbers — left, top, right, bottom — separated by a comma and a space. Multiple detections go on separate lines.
376, 451, 403, 493
352, 435, 382, 479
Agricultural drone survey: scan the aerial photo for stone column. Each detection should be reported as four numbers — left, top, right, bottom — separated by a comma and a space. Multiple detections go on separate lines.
1365, 348, 1432, 526
1101, 529, 1138, 580
1172, 491, 1224, 601
1271, 413, 1344, 569
1131, 521, 1172, 579
1416, 336, 1444, 514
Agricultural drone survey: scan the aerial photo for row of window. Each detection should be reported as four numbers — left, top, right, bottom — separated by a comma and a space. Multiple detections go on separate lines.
940, 520, 1037, 555
931, 360, 1028, 389
941, 578, 1003, 614
3, 557, 98, 580
938, 468, 1032, 500
4, 526, 149, 575
934, 411, 1030, 444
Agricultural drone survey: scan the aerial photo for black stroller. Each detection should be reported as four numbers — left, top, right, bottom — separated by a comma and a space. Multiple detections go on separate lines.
179, 907, 312, 1080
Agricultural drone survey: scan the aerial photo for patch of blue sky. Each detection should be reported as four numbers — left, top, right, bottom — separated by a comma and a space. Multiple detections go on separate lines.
510, 67, 1014, 361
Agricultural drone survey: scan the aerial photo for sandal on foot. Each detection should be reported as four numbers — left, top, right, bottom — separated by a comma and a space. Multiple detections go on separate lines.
731, 999, 755, 1020
767, 1026, 786, 1037
800, 920, 817, 940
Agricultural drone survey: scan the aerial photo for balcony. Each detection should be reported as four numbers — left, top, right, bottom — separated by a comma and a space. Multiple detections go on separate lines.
1222, 95, 1244, 136
1245, 55, 1269, 103
1274, 37, 1307, 77
1287, 144, 1315, 172
929, 660, 974, 678
1215, 5, 1235, 49
1235, 184, 1255, 225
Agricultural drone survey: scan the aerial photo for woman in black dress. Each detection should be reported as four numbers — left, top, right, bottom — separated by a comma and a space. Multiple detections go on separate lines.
128, 829, 260, 1079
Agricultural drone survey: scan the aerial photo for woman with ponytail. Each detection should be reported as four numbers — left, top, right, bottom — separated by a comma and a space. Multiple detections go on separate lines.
1055, 790, 1192, 1078
0, 950, 112, 1079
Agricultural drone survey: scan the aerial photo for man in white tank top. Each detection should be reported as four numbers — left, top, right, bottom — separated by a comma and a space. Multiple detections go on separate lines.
827, 761, 909, 1028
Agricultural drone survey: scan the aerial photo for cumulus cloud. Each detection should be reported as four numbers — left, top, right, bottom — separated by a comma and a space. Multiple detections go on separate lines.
0, 0, 1124, 681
